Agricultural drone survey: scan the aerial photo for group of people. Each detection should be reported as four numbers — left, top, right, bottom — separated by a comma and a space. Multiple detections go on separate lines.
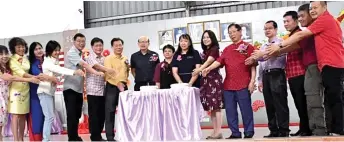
0, 1, 343, 141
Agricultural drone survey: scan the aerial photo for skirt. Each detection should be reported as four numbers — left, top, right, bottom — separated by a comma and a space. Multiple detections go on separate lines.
200, 71, 224, 111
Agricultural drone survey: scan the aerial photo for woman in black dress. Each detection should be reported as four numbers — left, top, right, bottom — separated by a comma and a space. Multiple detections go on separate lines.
171, 34, 202, 87
192, 30, 224, 139
153, 44, 176, 89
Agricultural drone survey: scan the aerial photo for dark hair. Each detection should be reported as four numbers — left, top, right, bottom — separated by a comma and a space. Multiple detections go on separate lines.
176, 34, 195, 55
28, 42, 43, 64
0, 45, 10, 74
111, 38, 124, 46
298, 4, 310, 12
265, 20, 278, 29
73, 33, 85, 41
8, 37, 28, 54
228, 23, 242, 31
162, 44, 175, 53
201, 30, 219, 52
283, 11, 298, 21
91, 37, 103, 46
45, 40, 61, 57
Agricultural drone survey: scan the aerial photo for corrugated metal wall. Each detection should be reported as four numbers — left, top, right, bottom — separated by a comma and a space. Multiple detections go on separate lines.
84, 1, 308, 28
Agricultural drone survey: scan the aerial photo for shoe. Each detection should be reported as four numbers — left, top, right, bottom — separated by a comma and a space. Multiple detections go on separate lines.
279, 132, 290, 137
206, 133, 223, 139
244, 134, 254, 138
299, 132, 312, 136
332, 131, 344, 135
263, 132, 279, 138
226, 135, 242, 139
290, 130, 301, 136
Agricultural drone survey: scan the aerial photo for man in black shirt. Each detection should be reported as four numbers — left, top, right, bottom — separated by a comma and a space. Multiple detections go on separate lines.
130, 36, 160, 91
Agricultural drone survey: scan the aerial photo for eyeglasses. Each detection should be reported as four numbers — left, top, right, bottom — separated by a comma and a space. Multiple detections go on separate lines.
138, 41, 149, 44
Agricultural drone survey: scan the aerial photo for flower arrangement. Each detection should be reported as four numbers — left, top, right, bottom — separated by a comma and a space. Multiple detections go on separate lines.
234, 43, 248, 55
149, 54, 159, 61
102, 49, 110, 57
176, 55, 182, 61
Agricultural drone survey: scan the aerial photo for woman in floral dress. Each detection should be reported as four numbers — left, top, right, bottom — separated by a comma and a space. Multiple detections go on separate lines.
192, 30, 224, 139
0, 45, 40, 141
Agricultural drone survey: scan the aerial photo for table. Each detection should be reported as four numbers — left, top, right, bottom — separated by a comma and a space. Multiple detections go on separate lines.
116, 87, 205, 141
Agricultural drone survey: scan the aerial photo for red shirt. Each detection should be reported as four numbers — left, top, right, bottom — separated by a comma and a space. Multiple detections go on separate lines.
307, 11, 344, 71
285, 28, 305, 79
217, 41, 256, 90
299, 35, 317, 66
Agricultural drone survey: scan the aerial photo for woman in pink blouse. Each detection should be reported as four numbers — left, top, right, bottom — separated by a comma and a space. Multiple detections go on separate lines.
0, 45, 40, 141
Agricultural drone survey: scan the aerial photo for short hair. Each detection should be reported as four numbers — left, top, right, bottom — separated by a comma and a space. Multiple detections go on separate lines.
45, 40, 61, 57
227, 23, 242, 31
90, 37, 103, 46
265, 20, 278, 29
73, 33, 85, 41
298, 3, 310, 12
283, 11, 298, 21
8, 37, 28, 54
162, 44, 175, 53
310, 1, 327, 6
137, 36, 150, 43
111, 38, 124, 46
28, 42, 43, 64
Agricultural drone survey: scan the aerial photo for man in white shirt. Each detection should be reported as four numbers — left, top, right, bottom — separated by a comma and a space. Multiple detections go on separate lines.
63, 33, 104, 141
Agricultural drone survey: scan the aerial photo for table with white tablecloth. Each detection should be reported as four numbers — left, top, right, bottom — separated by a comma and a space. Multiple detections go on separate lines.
116, 87, 205, 141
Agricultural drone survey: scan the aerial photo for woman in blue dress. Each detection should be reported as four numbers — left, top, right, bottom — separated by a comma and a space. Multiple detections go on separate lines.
171, 34, 202, 87
27, 42, 45, 141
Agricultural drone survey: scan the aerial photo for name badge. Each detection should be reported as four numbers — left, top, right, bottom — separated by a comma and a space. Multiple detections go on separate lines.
187, 56, 193, 59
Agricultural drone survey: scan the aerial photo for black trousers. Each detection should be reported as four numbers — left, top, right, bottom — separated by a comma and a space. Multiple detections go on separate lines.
63, 89, 84, 141
262, 69, 290, 133
288, 75, 311, 133
104, 82, 128, 140
321, 66, 344, 133
134, 81, 155, 91
87, 95, 105, 141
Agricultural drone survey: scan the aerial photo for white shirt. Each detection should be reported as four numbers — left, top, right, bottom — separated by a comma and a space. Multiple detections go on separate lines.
37, 56, 75, 95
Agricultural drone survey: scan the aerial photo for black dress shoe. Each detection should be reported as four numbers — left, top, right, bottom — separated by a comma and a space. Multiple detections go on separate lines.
290, 130, 301, 136
299, 132, 312, 136
279, 132, 290, 137
244, 134, 254, 138
226, 135, 242, 139
263, 133, 279, 138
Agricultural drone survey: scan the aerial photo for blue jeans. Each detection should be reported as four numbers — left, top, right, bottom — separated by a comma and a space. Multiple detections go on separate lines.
38, 93, 55, 142
223, 88, 254, 137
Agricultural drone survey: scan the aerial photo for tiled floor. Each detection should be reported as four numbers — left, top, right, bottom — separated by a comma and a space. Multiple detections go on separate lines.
3, 126, 344, 141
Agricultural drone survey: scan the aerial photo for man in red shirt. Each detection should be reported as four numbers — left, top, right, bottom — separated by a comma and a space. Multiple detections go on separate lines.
282, 11, 311, 136
266, 1, 344, 135
203, 24, 257, 139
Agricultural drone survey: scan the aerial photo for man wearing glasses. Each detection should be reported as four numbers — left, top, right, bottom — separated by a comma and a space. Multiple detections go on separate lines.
130, 36, 160, 91
257, 21, 290, 138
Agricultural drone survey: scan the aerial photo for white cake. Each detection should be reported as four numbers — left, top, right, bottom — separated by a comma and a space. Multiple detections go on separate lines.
170, 83, 189, 88
140, 85, 158, 91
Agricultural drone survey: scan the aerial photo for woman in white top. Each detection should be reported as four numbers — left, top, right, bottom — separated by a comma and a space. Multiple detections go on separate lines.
37, 40, 84, 142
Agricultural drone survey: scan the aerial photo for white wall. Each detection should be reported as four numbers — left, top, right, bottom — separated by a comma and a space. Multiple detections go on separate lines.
0, 0, 84, 39
0, 2, 343, 128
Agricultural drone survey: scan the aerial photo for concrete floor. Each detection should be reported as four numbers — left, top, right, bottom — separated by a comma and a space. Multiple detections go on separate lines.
3, 126, 344, 141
